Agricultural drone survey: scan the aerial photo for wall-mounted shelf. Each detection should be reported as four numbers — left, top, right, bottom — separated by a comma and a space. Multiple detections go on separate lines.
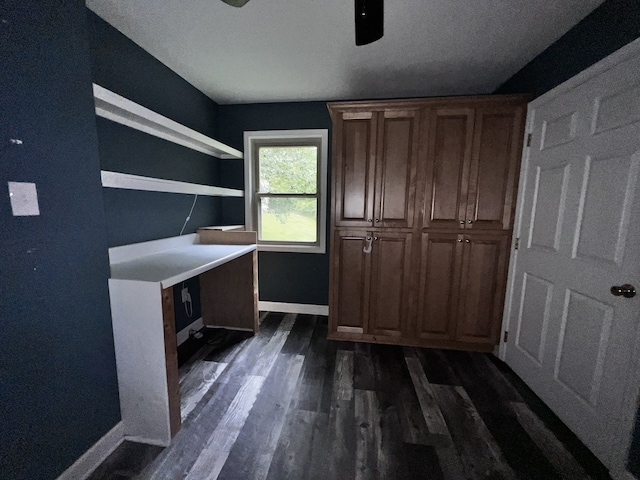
101, 171, 243, 197
93, 84, 243, 160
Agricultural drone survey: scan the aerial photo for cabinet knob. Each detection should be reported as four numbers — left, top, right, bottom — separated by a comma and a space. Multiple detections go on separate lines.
465, 239, 470, 243
458, 239, 463, 243
375, 218, 380, 223
611, 284, 636, 298
468, 220, 473, 224
368, 218, 372, 223
459, 220, 465, 225
374, 236, 378, 240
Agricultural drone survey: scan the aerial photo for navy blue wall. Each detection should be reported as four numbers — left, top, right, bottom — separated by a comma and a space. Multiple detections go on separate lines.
496, 0, 640, 474
0, 2, 120, 478
217, 102, 332, 305
87, 10, 223, 247
87, 10, 230, 330
496, 0, 640, 97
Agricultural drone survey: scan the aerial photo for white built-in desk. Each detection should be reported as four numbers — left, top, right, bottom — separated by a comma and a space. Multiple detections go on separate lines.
108, 229, 258, 446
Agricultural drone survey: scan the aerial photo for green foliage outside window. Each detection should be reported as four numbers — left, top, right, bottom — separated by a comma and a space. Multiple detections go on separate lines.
258, 146, 318, 241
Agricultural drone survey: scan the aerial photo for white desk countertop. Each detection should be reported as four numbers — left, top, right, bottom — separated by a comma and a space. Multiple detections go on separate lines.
109, 243, 256, 288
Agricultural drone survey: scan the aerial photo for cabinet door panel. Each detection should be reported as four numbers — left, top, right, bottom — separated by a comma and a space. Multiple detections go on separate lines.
416, 233, 463, 341
331, 230, 371, 333
456, 233, 509, 344
369, 232, 413, 336
334, 113, 377, 227
422, 108, 475, 229
375, 110, 419, 228
466, 107, 525, 230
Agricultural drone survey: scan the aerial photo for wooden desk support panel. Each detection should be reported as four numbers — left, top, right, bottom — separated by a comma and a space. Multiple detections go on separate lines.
198, 228, 259, 333
200, 251, 258, 332
161, 287, 181, 438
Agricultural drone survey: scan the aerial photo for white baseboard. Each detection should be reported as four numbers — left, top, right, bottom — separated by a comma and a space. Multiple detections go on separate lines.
258, 301, 328, 316
176, 317, 204, 345
57, 421, 124, 480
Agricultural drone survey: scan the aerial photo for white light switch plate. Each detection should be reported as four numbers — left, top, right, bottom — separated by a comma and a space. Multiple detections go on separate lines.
8, 182, 40, 216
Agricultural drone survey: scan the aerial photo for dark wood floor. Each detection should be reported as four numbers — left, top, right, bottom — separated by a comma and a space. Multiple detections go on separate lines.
89, 313, 611, 480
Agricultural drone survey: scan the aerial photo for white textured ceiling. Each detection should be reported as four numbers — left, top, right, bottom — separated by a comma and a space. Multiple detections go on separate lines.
86, 0, 605, 104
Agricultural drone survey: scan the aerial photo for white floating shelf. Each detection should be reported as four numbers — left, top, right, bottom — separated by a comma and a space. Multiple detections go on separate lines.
93, 84, 243, 160
101, 170, 244, 197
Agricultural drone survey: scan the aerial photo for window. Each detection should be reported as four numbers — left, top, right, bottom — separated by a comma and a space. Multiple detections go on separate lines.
244, 130, 328, 253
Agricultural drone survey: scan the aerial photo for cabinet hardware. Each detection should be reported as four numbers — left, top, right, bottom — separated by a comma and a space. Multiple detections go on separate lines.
363, 236, 373, 254
374, 236, 378, 240
375, 218, 380, 223
368, 218, 372, 223
468, 220, 473, 224
459, 220, 465, 224
610, 284, 636, 298
503, 331, 509, 342
465, 239, 470, 243
458, 239, 463, 243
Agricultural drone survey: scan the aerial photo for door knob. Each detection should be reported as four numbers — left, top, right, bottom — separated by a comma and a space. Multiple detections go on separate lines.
610, 284, 636, 298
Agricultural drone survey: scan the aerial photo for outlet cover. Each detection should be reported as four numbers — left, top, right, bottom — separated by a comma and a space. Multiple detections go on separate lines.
8, 182, 40, 216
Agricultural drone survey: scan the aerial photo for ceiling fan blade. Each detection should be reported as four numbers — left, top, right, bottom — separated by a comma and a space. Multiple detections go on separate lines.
220, 0, 251, 7
355, 0, 383, 46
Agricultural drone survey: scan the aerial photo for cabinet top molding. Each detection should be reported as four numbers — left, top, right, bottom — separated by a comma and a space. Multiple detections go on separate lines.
93, 84, 243, 160
327, 94, 530, 113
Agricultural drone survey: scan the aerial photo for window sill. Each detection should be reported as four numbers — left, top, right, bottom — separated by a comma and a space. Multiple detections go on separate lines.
257, 243, 325, 254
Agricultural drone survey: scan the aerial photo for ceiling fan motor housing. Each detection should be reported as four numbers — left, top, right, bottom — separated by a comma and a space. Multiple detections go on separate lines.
355, 0, 384, 45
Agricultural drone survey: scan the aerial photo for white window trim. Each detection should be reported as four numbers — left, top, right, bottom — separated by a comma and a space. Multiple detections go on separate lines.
244, 129, 328, 254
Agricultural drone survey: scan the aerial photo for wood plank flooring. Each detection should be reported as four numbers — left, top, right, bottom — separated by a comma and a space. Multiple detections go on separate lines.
89, 313, 612, 480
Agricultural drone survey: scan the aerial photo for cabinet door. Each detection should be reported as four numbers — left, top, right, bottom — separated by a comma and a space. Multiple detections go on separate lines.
422, 108, 475, 229
330, 230, 371, 334
368, 232, 413, 337
416, 232, 463, 341
374, 109, 420, 228
455, 233, 509, 345
333, 111, 377, 227
465, 106, 525, 230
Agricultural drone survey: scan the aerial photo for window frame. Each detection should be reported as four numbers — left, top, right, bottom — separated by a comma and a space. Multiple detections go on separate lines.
244, 129, 328, 254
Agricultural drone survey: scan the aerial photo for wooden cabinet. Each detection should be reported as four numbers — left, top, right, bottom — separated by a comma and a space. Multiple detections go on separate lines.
422, 108, 475, 230
455, 233, 509, 344
333, 107, 419, 229
330, 230, 412, 338
422, 105, 525, 231
416, 232, 509, 346
328, 95, 527, 352
416, 232, 463, 342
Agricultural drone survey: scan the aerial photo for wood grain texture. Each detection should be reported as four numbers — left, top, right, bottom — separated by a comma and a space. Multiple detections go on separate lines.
200, 251, 258, 333
328, 95, 527, 352
162, 286, 181, 438
197, 228, 257, 245
355, 389, 381, 480
93, 314, 610, 480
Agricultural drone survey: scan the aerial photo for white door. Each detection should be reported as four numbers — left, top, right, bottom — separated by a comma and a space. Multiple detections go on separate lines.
504, 40, 640, 477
